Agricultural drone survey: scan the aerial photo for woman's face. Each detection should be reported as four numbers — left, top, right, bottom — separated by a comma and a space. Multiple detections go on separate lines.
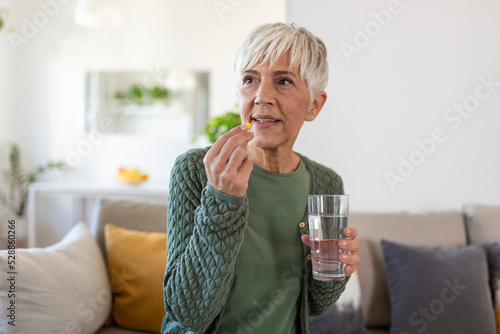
237, 53, 325, 153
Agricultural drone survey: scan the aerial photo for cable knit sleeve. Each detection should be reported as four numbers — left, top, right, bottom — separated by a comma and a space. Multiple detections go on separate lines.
308, 277, 349, 316
162, 148, 249, 333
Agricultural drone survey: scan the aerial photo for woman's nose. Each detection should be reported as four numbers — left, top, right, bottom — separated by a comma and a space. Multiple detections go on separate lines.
255, 80, 275, 106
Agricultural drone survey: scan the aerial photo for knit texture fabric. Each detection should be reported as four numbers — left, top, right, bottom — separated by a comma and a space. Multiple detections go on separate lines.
162, 147, 348, 334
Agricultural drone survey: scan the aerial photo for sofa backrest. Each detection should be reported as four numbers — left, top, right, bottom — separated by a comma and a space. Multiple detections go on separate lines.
351, 211, 467, 328
89, 198, 168, 257
463, 204, 500, 244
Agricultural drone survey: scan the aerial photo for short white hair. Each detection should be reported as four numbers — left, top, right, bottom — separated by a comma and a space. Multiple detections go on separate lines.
234, 22, 328, 104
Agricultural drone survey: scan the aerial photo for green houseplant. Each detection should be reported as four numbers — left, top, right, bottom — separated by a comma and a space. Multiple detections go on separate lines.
0, 10, 4, 31
150, 85, 169, 102
130, 84, 145, 104
115, 84, 170, 107
204, 109, 242, 143
0, 6, 12, 33
0, 143, 69, 217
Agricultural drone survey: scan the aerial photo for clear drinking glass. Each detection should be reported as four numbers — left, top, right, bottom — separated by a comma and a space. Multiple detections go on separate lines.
308, 194, 349, 281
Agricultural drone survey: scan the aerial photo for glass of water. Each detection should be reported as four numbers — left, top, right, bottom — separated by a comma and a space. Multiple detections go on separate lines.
308, 194, 349, 281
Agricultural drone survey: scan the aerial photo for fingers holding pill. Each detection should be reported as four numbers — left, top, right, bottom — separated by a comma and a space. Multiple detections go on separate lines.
204, 124, 254, 197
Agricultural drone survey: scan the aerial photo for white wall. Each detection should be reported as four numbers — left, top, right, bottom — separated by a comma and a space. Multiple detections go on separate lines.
4, 0, 499, 228
0, 0, 13, 157
6, 0, 285, 185
1, 0, 286, 245
0, 0, 14, 228
288, 0, 500, 212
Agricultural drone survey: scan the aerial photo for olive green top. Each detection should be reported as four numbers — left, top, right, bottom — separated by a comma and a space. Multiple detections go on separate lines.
217, 161, 309, 334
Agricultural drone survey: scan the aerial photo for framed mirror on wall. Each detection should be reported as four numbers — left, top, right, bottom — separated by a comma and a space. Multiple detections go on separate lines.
84, 70, 209, 138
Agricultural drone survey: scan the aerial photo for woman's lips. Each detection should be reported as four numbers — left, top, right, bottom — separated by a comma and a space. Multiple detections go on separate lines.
252, 115, 280, 128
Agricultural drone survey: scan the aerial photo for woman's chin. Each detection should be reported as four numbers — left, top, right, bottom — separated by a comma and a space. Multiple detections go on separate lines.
249, 138, 283, 152
248, 140, 265, 152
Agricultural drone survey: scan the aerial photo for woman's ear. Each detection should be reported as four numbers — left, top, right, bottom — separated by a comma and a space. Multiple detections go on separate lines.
306, 91, 327, 121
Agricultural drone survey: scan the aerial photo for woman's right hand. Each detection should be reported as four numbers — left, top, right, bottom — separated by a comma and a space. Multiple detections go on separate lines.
203, 124, 254, 197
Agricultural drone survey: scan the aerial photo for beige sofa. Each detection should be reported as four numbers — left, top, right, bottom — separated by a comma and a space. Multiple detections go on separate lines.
14, 199, 495, 333
352, 204, 500, 333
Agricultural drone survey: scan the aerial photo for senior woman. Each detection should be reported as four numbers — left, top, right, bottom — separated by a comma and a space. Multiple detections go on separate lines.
162, 22, 360, 334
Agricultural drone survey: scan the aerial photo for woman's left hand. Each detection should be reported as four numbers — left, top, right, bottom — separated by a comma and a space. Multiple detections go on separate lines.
301, 227, 360, 277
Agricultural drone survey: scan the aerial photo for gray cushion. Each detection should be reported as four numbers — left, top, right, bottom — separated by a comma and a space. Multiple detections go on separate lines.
309, 272, 366, 334
309, 307, 365, 334
351, 211, 466, 327
484, 242, 500, 327
89, 198, 168, 257
463, 204, 500, 244
381, 239, 496, 334
365, 330, 389, 334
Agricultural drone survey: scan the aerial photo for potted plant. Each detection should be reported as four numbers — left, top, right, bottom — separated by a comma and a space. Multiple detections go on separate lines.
149, 85, 169, 104
0, 6, 12, 33
0, 9, 4, 31
0, 143, 69, 218
130, 84, 145, 105
204, 108, 242, 143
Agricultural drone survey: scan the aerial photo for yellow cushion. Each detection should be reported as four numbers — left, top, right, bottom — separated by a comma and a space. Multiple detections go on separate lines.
105, 224, 167, 333
496, 306, 500, 334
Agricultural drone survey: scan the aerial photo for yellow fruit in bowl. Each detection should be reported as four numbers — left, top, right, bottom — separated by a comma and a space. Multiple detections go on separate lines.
117, 167, 149, 184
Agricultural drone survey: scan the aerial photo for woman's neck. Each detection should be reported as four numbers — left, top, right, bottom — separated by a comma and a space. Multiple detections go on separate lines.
248, 146, 301, 174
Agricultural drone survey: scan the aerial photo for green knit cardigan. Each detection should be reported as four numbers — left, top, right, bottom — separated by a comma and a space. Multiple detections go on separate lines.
162, 147, 348, 334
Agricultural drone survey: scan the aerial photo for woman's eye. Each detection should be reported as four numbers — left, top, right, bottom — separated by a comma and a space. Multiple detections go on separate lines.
243, 76, 255, 84
278, 78, 292, 85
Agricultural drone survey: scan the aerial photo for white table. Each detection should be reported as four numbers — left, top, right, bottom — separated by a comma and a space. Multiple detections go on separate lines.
27, 181, 169, 247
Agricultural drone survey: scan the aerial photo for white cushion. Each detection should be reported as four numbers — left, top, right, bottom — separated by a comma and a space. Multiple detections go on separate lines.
0, 222, 111, 333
